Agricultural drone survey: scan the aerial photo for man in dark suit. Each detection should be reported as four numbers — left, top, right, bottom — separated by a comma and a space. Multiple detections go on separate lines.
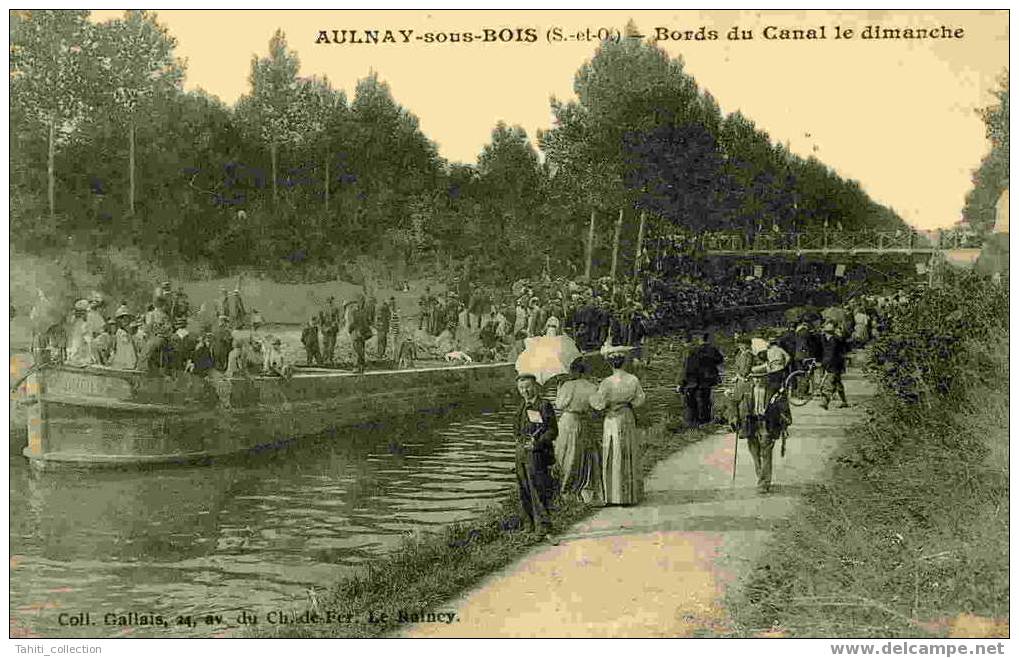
681, 333, 724, 425
167, 318, 197, 372
514, 373, 558, 544
819, 321, 849, 409
301, 317, 321, 366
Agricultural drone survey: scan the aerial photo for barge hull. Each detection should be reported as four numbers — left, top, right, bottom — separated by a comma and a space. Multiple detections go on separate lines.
23, 363, 517, 469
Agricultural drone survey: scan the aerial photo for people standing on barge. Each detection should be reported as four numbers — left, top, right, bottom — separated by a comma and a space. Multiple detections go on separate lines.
374, 298, 391, 359
261, 336, 289, 377
320, 298, 340, 365
301, 317, 321, 366
188, 332, 216, 376
554, 359, 603, 504
388, 296, 401, 362
111, 306, 139, 370
212, 316, 233, 371
589, 346, 646, 505
514, 373, 559, 543
225, 338, 248, 377
90, 320, 116, 365
66, 300, 92, 366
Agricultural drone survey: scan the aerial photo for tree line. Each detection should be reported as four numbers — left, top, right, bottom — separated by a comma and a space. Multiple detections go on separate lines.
961, 73, 1009, 235
11, 11, 908, 287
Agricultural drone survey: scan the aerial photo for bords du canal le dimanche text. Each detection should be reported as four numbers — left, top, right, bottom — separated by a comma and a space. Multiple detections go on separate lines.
313, 23, 965, 45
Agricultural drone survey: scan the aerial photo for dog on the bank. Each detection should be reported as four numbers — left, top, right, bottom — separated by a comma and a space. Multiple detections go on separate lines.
444, 350, 473, 364
396, 338, 417, 369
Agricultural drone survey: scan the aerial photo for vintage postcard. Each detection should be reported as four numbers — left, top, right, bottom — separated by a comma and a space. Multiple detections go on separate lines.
8, 7, 1009, 648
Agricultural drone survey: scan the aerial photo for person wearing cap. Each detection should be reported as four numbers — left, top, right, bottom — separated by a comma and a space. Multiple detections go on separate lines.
167, 318, 196, 372
554, 358, 603, 504
66, 300, 92, 366
111, 306, 139, 370
819, 321, 849, 409
851, 304, 871, 348
513, 296, 528, 337
262, 336, 288, 377
301, 317, 322, 366
681, 332, 724, 426
514, 373, 559, 542
188, 331, 216, 377
90, 320, 117, 366
746, 336, 792, 494
387, 297, 401, 362
226, 289, 247, 328
85, 294, 107, 338
543, 314, 561, 337
215, 287, 230, 319
225, 338, 248, 378
726, 333, 756, 432
526, 297, 545, 338
372, 297, 390, 360
417, 286, 434, 332
212, 315, 233, 371
320, 301, 340, 366
590, 345, 647, 505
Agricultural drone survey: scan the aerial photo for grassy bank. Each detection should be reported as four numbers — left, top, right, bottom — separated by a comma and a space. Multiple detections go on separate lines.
256, 412, 713, 638
730, 275, 1008, 638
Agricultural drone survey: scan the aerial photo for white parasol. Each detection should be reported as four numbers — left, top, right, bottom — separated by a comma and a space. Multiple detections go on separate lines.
514, 334, 582, 385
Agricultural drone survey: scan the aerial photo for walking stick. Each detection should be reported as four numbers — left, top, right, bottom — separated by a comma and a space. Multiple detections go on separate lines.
731, 430, 739, 485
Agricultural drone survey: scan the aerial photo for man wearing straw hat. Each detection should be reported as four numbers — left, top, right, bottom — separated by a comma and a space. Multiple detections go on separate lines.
746, 336, 792, 494
513, 373, 559, 544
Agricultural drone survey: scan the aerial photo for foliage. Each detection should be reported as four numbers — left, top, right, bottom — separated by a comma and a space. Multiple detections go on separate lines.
10, 13, 907, 288
732, 275, 1008, 636
866, 271, 1008, 407
962, 72, 1008, 234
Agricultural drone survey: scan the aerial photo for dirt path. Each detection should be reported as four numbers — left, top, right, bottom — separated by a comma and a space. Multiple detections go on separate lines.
403, 364, 873, 638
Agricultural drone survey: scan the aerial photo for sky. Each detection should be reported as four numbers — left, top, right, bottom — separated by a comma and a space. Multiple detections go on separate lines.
92, 9, 1010, 231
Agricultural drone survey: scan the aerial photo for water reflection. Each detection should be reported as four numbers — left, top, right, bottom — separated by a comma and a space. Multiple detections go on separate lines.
10, 338, 692, 638
10, 398, 519, 638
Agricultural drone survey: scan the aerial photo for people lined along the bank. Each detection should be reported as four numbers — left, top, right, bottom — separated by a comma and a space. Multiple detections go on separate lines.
37, 267, 897, 381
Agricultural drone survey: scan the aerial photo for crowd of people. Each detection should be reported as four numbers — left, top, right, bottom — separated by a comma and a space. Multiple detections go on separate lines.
29, 259, 895, 384
510, 290, 906, 542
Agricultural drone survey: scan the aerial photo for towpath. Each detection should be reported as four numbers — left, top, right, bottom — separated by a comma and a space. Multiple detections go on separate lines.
402, 363, 873, 637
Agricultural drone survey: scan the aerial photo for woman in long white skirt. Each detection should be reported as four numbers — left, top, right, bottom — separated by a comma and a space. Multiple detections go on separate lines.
589, 346, 647, 505
554, 359, 602, 503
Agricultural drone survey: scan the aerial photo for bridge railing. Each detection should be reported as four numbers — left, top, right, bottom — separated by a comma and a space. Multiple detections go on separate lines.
670, 230, 970, 253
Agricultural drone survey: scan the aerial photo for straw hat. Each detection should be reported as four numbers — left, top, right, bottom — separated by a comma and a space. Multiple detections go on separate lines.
751, 338, 769, 354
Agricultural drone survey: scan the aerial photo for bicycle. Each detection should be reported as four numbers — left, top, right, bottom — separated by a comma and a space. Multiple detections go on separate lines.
784, 357, 829, 407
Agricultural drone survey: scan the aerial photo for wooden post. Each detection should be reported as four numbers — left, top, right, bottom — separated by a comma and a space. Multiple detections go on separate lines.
270, 139, 278, 206
324, 155, 330, 212
633, 210, 647, 279
47, 120, 55, 220
128, 122, 136, 217
610, 208, 624, 288
585, 209, 596, 279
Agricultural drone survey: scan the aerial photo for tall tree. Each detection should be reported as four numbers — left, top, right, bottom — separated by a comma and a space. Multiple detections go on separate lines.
237, 29, 307, 207
10, 10, 95, 221
963, 72, 1009, 234
92, 10, 184, 220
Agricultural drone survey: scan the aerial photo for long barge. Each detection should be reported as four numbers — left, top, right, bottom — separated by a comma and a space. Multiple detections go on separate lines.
17, 361, 517, 469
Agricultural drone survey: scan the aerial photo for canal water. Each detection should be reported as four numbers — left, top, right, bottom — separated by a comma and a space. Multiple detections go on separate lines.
8, 336, 694, 638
